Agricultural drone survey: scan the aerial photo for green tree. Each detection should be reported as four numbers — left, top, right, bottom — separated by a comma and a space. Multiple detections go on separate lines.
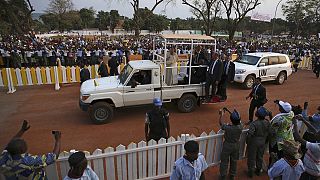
95, 11, 110, 30
123, 18, 134, 32
46, 0, 74, 31
110, 10, 120, 33
182, 0, 221, 36
79, 7, 95, 29
0, 0, 35, 35
146, 14, 169, 33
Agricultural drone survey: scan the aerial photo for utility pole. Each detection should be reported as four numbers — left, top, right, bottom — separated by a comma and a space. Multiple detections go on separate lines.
271, 0, 284, 38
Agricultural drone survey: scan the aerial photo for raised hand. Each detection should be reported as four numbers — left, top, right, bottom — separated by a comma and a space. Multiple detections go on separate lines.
21, 120, 30, 132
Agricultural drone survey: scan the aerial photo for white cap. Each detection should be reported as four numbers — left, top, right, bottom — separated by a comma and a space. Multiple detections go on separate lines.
279, 101, 292, 113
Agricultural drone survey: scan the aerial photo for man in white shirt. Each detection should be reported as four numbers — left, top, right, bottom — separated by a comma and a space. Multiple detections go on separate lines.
170, 140, 208, 180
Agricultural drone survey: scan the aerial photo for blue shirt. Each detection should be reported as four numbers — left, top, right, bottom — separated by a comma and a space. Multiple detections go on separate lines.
0, 150, 56, 179
170, 154, 208, 180
268, 158, 305, 180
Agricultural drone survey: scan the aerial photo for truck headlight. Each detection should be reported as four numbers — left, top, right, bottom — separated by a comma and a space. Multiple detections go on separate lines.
81, 95, 90, 101
235, 69, 246, 74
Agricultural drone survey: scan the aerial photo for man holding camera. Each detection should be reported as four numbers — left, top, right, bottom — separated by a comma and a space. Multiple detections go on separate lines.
0, 120, 61, 179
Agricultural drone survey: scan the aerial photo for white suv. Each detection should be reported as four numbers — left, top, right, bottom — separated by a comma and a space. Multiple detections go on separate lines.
234, 52, 293, 89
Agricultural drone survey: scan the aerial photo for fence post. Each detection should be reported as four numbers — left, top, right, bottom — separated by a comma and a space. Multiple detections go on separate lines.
54, 66, 60, 90
6, 68, 16, 94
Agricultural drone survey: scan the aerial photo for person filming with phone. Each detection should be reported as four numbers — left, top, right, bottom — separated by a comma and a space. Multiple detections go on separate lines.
0, 120, 61, 180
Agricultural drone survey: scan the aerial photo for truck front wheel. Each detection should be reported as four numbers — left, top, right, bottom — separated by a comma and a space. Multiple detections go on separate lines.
89, 102, 114, 124
177, 94, 197, 113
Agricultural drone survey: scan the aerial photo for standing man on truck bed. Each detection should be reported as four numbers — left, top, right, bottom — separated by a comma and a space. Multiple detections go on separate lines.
145, 98, 170, 142
205, 52, 223, 102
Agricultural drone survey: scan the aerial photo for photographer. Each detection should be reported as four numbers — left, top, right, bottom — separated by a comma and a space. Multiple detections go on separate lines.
218, 107, 243, 180
0, 120, 61, 179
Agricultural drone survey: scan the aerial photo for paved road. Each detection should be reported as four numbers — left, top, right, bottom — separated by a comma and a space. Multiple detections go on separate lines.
0, 70, 319, 179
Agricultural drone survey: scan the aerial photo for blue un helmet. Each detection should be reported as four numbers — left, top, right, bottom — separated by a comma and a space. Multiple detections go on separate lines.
230, 110, 241, 125
256, 106, 269, 118
153, 98, 162, 106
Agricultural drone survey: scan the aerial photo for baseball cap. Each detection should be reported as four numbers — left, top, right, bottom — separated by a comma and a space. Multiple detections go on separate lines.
279, 101, 292, 113
153, 98, 162, 106
230, 110, 241, 124
257, 106, 269, 117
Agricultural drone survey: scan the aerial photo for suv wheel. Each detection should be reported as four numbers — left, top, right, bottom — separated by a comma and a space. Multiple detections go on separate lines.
177, 94, 197, 113
89, 102, 114, 124
276, 71, 286, 85
243, 75, 255, 89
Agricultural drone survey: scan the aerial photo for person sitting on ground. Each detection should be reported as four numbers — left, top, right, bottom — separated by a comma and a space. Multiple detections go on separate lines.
268, 139, 305, 180
218, 108, 243, 180
293, 115, 320, 180
170, 140, 208, 180
0, 120, 61, 180
64, 151, 99, 180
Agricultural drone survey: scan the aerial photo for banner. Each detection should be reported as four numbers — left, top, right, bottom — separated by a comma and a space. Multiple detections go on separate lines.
251, 12, 272, 22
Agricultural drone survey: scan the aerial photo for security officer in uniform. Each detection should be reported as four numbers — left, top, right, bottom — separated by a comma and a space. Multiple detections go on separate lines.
246, 106, 271, 177
145, 98, 170, 142
219, 107, 243, 180
217, 53, 235, 101
246, 77, 267, 124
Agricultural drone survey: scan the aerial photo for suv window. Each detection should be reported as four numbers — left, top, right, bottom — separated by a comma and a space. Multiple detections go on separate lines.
279, 56, 287, 64
259, 58, 269, 66
269, 56, 279, 65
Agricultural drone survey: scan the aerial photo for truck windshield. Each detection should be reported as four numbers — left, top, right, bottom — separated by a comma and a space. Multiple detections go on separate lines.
119, 64, 133, 84
235, 55, 260, 65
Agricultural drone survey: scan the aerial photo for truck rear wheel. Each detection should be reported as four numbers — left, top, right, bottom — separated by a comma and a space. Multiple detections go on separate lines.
276, 71, 286, 85
243, 75, 255, 89
177, 94, 197, 113
89, 102, 114, 124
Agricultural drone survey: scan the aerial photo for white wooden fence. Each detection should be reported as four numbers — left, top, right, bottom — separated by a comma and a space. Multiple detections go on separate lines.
45, 129, 249, 180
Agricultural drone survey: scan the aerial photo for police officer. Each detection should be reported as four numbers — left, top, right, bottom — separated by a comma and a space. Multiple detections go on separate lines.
313, 54, 320, 78
219, 108, 243, 180
246, 106, 271, 177
170, 140, 208, 180
145, 98, 170, 142
246, 77, 267, 124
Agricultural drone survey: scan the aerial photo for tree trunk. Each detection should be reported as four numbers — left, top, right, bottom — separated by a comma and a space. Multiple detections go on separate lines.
228, 28, 236, 42
134, 28, 140, 36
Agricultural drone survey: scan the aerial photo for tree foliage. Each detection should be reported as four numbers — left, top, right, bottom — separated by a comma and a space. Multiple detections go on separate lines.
182, 0, 221, 36
79, 7, 95, 29
0, 0, 34, 35
221, 0, 261, 41
282, 0, 320, 37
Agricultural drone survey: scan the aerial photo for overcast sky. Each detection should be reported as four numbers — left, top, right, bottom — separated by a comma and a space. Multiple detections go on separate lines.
30, 0, 287, 19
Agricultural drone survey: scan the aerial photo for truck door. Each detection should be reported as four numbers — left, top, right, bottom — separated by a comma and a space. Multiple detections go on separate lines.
123, 70, 155, 106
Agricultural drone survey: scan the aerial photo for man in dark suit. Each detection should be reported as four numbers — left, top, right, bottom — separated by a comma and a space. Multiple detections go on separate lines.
205, 52, 223, 102
217, 53, 235, 101
246, 77, 267, 123
98, 58, 109, 77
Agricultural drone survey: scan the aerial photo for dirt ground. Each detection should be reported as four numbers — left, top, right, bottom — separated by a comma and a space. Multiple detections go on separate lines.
0, 70, 319, 179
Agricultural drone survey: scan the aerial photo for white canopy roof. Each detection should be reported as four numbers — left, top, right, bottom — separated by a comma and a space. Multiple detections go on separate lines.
161, 34, 215, 40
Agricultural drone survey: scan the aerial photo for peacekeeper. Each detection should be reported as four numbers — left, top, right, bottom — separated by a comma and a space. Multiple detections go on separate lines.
218, 107, 243, 180
246, 106, 272, 177
170, 140, 208, 180
145, 98, 170, 142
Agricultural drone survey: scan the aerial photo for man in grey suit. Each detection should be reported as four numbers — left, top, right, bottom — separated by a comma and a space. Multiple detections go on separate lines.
205, 52, 223, 102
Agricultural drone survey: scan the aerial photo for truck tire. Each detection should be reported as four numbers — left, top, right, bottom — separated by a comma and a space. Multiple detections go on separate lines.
177, 94, 197, 113
89, 102, 114, 124
243, 75, 255, 89
276, 71, 286, 85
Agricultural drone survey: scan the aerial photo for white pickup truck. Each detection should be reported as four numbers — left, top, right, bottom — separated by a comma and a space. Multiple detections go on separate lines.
79, 34, 217, 124
79, 60, 206, 124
